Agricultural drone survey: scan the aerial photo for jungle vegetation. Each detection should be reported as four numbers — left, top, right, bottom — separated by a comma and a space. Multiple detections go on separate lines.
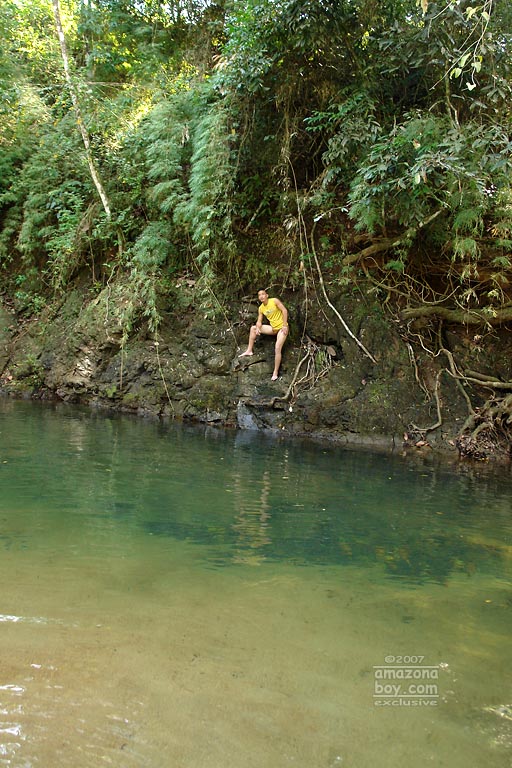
1, 0, 512, 449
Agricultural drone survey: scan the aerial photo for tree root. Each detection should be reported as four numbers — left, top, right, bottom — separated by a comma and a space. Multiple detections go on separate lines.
309, 219, 377, 364
243, 339, 334, 409
454, 433, 495, 461
243, 351, 310, 409
454, 384, 512, 460
403, 325, 512, 459
404, 368, 444, 447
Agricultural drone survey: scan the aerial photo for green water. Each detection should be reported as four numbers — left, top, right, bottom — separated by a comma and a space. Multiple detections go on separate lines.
0, 399, 511, 767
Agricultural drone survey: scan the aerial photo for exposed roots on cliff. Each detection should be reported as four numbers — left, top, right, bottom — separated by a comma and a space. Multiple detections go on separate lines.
243, 337, 336, 409
453, 390, 512, 460
402, 319, 512, 461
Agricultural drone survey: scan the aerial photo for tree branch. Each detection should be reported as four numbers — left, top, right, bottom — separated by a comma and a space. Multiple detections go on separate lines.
343, 209, 445, 266
401, 304, 512, 325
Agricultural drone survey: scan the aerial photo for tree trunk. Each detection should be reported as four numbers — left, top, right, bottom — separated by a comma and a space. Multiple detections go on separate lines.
52, 0, 112, 220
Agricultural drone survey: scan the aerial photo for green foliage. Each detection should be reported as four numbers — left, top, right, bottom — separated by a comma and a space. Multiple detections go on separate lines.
0, 0, 512, 329
124, 221, 176, 333
175, 100, 236, 267
7, 121, 93, 276
144, 93, 194, 217
384, 259, 406, 274
16, 351, 44, 385
2, 0, 61, 91
453, 236, 480, 262
371, 1, 512, 120
305, 91, 381, 188
348, 115, 512, 248
13, 271, 46, 315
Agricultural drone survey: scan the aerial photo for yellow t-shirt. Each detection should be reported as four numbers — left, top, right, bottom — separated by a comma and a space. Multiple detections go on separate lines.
259, 297, 285, 331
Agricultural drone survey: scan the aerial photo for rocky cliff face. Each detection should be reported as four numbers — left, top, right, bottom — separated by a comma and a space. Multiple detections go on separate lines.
1, 280, 507, 459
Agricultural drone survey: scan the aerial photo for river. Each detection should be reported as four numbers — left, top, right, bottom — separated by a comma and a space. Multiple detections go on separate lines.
0, 399, 510, 766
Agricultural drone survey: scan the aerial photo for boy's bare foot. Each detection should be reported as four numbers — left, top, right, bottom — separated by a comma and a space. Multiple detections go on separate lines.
271, 374, 279, 381
238, 350, 254, 357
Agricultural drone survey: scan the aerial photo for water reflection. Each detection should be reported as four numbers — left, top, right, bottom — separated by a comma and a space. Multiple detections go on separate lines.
1, 398, 511, 585
231, 469, 272, 565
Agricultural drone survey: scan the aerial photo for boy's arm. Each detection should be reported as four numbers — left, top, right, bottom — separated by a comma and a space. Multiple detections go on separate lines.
275, 298, 288, 328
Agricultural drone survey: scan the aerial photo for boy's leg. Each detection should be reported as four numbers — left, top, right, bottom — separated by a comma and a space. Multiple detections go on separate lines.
272, 329, 287, 380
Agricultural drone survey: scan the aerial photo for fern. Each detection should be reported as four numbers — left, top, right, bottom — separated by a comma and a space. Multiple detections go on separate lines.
453, 236, 480, 261
171, 99, 238, 280
130, 221, 175, 272
453, 207, 483, 235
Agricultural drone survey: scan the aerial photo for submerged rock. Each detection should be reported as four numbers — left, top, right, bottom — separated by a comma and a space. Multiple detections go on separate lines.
483, 704, 512, 721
